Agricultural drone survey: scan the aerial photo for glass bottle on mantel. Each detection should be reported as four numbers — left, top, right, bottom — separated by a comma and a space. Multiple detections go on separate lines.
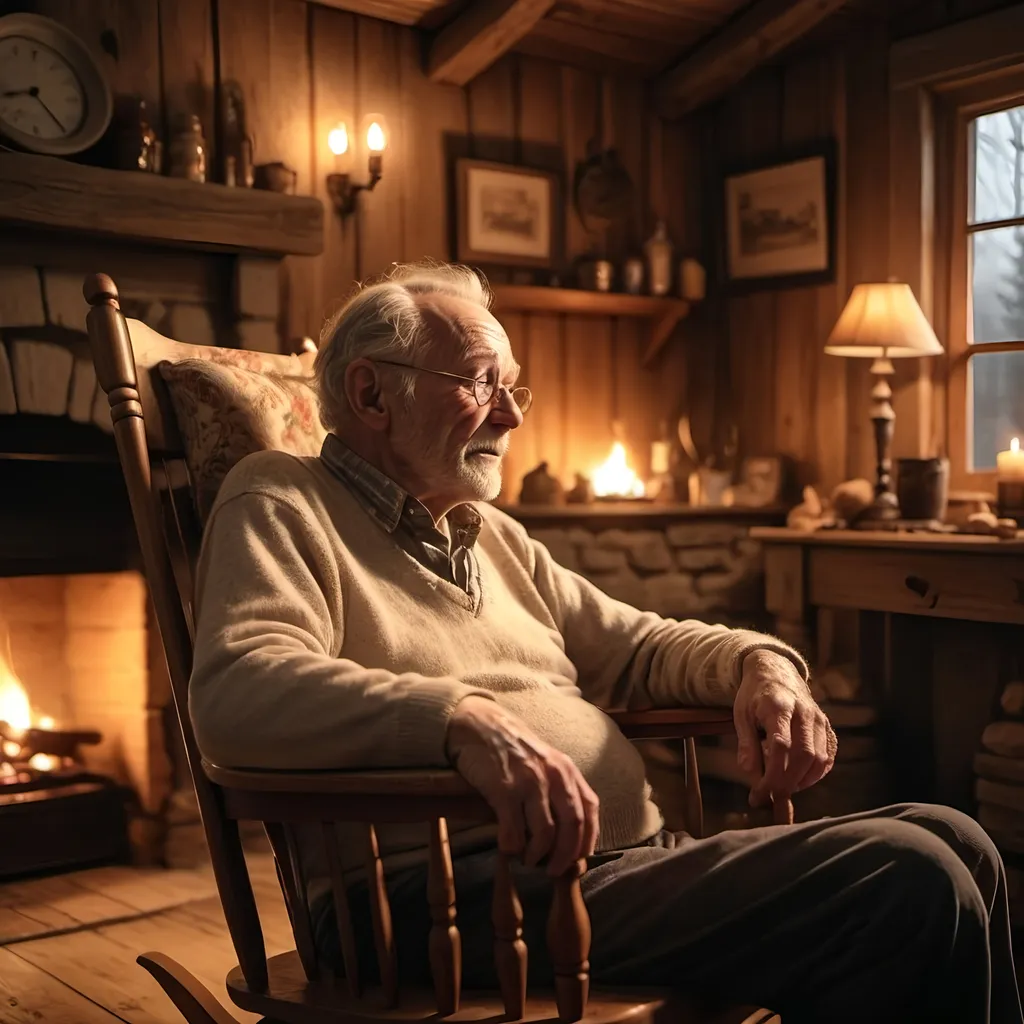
169, 115, 207, 183
644, 220, 673, 296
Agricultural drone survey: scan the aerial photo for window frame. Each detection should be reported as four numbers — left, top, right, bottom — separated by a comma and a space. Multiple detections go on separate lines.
940, 71, 1024, 492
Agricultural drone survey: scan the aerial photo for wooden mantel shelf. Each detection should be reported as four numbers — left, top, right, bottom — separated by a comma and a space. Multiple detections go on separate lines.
490, 285, 689, 366
0, 152, 323, 257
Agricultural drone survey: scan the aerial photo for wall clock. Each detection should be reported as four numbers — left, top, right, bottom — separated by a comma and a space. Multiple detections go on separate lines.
0, 13, 112, 157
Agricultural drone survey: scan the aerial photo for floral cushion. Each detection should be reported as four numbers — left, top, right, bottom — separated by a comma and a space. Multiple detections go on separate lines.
158, 356, 325, 521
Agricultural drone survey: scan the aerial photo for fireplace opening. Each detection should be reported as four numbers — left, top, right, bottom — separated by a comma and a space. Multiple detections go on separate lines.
0, 572, 166, 878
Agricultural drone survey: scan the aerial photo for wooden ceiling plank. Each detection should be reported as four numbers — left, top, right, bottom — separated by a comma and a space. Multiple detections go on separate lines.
309, 0, 443, 25
428, 0, 557, 86
655, 0, 852, 118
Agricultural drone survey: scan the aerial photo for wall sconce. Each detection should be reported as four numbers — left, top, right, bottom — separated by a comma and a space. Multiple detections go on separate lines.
326, 115, 388, 217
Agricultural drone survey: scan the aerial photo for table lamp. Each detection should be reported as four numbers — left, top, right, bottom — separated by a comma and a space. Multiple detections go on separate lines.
825, 282, 944, 524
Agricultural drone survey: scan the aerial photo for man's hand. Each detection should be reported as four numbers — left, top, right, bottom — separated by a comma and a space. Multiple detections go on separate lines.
733, 650, 837, 813
446, 696, 600, 876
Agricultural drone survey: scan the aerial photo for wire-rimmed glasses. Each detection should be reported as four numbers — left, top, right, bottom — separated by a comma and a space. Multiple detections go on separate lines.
374, 359, 533, 414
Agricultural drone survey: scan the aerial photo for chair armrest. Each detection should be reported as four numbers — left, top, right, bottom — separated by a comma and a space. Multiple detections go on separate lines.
202, 761, 493, 825
606, 707, 735, 740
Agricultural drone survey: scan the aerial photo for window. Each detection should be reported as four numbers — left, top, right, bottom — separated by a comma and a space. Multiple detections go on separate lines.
952, 100, 1024, 479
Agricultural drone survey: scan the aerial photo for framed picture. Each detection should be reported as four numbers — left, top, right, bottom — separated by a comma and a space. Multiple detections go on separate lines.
723, 144, 836, 289
456, 159, 559, 269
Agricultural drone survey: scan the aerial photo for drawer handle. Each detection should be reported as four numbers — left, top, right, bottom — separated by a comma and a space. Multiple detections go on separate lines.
905, 574, 939, 608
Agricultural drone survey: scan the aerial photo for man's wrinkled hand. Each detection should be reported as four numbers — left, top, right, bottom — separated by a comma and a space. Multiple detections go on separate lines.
445, 695, 600, 876
733, 650, 837, 813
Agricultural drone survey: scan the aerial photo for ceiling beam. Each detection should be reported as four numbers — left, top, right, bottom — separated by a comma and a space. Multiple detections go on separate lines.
427, 0, 556, 86
654, 0, 851, 119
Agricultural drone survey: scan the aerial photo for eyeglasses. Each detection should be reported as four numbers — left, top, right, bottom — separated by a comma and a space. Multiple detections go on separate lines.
374, 360, 533, 414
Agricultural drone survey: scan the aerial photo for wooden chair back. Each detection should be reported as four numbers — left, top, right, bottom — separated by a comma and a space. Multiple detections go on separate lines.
84, 272, 772, 1024
84, 273, 298, 995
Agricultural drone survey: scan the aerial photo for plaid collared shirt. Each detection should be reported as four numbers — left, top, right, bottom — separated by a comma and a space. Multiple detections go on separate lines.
319, 433, 483, 609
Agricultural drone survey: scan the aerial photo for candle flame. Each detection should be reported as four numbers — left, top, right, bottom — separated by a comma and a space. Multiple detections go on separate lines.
592, 442, 645, 498
366, 121, 386, 152
327, 122, 349, 156
1013, 437, 1020, 453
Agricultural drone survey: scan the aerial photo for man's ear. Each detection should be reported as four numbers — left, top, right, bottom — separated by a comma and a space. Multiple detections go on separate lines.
344, 358, 390, 431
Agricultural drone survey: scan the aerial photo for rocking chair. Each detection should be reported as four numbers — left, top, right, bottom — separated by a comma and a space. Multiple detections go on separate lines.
83, 272, 783, 1024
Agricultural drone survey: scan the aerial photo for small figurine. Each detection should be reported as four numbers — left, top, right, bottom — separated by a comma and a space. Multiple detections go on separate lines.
566, 473, 594, 505
519, 462, 565, 505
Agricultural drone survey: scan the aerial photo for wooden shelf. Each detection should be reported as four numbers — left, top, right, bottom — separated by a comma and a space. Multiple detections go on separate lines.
490, 285, 689, 366
0, 153, 323, 257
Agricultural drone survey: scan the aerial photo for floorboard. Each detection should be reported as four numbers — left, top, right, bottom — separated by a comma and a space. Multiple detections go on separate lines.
0, 853, 288, 1024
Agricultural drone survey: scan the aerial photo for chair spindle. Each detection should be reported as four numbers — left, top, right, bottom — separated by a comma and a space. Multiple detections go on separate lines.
265, 822, 320, 981
547, 858, 590, 1024
683, 737, 704, 839
492, 852, 527, 1020
322, 822, 361, 997
364, 824, 398, 1006
427, 818, 461, 1016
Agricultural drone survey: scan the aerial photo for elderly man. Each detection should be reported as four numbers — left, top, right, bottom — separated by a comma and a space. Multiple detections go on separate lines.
190, 262, 1020, 1023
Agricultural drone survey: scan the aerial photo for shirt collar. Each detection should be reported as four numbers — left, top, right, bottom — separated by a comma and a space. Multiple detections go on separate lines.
320, 433, 483, 548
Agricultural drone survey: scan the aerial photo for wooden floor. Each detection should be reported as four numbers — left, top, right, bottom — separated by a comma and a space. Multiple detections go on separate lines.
0, 853, 292, 1023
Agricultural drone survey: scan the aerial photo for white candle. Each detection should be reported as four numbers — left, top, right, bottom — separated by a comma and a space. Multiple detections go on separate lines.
997, 437, 1024, 481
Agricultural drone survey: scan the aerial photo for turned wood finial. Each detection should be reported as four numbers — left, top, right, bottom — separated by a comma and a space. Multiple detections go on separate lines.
83, 272, 120, 308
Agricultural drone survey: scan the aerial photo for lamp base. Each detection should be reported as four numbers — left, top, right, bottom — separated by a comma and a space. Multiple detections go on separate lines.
853, 490, 901, 529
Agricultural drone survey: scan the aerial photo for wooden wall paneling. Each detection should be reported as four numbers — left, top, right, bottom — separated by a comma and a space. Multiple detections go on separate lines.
561, 66, 602, 268
888, 83, 936, 461
218, 0, 314, 346
608, 76, 655, 481
515, 55, 565, 487
844, 21, 891, 479
27, 0, 162, 119
468, 56, 518, 165
157, 0, 216, 169
467, 56, 519, 284
811, 51, 849, 495
723, 72, 783, 461
774, 54, 835, 491
398, 26, 468, 266
354, 17, 406, 282
565, 315, 615, 484
312, 5, 359, 332
560, 67, 612, 482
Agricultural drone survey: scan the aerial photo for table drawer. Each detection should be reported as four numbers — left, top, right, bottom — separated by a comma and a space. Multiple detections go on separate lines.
808, 548, 1024, 624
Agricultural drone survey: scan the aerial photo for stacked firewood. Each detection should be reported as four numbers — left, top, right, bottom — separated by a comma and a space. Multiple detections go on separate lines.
974, 680, 1024, 923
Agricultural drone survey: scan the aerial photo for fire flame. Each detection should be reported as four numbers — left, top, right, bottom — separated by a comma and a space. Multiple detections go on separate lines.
0, 636, 60, 772
0, 644, 30, 733
592, 442, 645, 499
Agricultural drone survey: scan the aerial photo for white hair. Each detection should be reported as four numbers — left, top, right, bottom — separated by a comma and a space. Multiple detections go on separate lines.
312, 261, 493, 433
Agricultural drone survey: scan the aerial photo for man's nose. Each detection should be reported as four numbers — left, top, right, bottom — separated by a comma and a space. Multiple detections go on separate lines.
489, 386, 524, 428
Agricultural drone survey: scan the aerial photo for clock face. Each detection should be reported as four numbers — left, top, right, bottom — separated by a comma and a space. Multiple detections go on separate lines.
0, 34, 86, 142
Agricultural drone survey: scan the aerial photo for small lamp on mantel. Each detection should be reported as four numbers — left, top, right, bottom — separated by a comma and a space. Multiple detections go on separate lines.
824, 281, 944, 525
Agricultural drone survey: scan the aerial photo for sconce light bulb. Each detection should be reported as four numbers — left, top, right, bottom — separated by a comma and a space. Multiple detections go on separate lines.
366, 121, 386, 153
328, 123, 349, 156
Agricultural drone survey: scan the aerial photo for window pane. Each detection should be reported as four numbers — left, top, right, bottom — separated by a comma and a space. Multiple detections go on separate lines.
971, 104, 1024, 225
970, 350, 1024, 470
971, 225, 1024, 343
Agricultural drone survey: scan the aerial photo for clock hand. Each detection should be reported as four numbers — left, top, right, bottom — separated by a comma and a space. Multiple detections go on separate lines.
32, 92, 67, 134
2, 88, 36, 98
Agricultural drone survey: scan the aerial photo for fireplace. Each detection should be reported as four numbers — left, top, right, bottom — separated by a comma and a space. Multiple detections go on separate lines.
0, 190, 306, 872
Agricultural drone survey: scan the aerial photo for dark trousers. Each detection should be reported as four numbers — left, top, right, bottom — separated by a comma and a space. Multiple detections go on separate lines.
312, 803, 1022, 1023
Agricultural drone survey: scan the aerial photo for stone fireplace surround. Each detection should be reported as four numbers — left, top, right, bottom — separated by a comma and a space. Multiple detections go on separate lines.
0, 230, 293, 868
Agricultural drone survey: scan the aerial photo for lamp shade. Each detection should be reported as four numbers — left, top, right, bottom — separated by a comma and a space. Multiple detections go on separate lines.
824, 282, 943, 359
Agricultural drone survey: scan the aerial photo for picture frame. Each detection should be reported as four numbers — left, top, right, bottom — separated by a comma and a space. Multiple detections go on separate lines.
723, 143, 836, 291
455, 159, 560, 269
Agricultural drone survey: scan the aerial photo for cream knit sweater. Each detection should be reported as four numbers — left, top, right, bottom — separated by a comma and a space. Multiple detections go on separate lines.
190, 449, 807, 875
